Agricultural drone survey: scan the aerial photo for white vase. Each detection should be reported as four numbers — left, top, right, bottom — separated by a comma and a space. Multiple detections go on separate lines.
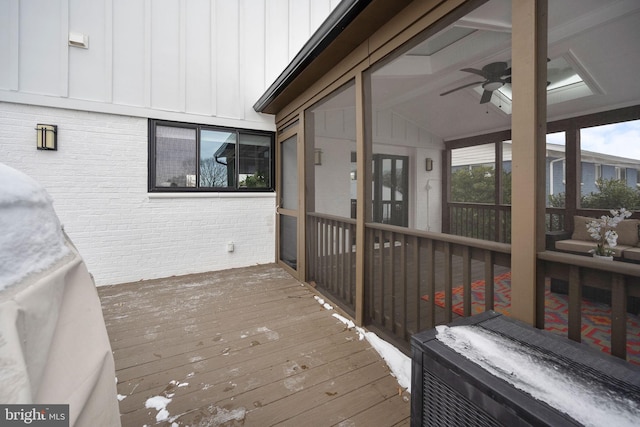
593, 254, 614, 261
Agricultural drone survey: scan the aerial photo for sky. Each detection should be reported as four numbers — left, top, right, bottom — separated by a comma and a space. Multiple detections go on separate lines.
547, 119, 640, 161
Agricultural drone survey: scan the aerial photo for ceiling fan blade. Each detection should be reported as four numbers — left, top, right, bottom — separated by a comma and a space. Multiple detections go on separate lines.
502, 67, 511, 77
480, 90, 493, 104
440, 81, 484, 96
483, 62, 508, 77
460, 68, 487, 78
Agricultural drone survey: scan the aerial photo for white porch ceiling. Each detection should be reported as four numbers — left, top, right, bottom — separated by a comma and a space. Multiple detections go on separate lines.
371, 0, 640, 141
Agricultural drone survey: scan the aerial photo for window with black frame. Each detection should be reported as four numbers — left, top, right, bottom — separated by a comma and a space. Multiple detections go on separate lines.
148, 120, 274, 192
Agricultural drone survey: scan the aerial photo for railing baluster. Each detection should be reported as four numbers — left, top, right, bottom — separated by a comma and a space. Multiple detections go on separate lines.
387, 231, 394, 329
462, 246, 471, 317
444, 242, 453, 324
309, 217, 316, 282
341, 224, 347, 303
333, 221, 339, 295
320, 219, 326, 287
611, 273, 627, 359
366, 227, 373, 322
535, 260, 546, 330
411, 235, 420, 335
347, 224, 356, 305
377, 228, 384, 324
568, 265, 582, 343
313, 217, 319, 281
425, 239, 435, 329
484, 251, 494, 312
399, 233, 407, 339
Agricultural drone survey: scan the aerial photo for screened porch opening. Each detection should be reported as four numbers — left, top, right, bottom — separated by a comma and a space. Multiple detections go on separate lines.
300, 0, 640, 363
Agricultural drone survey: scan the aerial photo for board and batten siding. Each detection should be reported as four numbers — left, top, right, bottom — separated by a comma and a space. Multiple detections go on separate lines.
0, 0, 341, 129
0, 0, 342, 285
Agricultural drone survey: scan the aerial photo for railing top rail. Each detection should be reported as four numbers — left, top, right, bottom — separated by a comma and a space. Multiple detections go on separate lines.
447, 202, 565, 213
366, 222, 512, 254
538, 250, 640, 276
307, 211, 357, 225
448, 202, 511, 209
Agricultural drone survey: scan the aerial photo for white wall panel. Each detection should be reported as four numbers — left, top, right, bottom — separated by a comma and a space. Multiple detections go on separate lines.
18, 0, 66, 96
264, 0, 289, 89
112, 0, 145, 106
150, 0, 181, 111
240, 0, 266, 122
2, 0, 342, 127
214, 0, 241, 119
68, 0, 107, 101
288, 1, 310, 61
185, 0, 212, 115
310, 1, 332, 33
0, 0, 19, 90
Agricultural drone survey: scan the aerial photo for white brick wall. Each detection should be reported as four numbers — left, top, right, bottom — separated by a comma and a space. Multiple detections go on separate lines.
1, 102, 276, 285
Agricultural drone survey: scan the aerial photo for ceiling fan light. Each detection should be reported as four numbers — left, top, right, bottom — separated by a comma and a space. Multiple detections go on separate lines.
483, 81, 504, 91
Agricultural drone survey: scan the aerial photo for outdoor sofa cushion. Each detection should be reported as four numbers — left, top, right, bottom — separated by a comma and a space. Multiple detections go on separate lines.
556, 216, 640, 260
622, 247, 640, 262
554, 239, 631, 258
570, 215, 595, 241
615, 218, 640, 246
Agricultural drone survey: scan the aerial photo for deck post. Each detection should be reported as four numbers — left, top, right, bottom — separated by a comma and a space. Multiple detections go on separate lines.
354, 71, 371, 326
510, 0, 548, 325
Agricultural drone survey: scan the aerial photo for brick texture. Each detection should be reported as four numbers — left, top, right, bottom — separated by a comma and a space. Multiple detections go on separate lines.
1, 102, 276, 285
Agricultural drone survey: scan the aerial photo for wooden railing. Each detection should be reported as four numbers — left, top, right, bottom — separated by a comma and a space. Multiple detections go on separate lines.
546, 207, 565, 232
307, 212, 357, 313
364, 222, 511, 350
449, 202, 511, 243
448, 203, 566, 243
538, 251, 640, 360
307, 213, 639, 362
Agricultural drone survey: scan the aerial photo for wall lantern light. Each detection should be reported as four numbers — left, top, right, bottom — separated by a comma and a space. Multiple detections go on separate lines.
425, 157, 433, 171
36, 124, 57, 150
314, 149, 322, 165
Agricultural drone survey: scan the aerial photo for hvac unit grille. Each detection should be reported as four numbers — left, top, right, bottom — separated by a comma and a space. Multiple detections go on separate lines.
423, 369, 500, 427
410, 311, 640, 427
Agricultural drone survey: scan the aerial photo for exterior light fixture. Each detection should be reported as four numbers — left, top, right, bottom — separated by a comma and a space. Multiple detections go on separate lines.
425, 157, 433, 171
36, 124, 57, 150
314, 149, 322, 165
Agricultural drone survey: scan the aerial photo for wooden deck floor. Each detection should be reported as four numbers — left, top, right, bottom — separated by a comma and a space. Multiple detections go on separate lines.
98, 264, 410, 426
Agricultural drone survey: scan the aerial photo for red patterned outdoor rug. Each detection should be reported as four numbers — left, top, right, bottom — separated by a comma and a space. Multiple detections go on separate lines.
421, 272, 640, 365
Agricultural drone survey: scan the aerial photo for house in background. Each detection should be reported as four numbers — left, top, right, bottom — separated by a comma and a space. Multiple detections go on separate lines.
451, 141, 640, 205
1, 0, 342, 286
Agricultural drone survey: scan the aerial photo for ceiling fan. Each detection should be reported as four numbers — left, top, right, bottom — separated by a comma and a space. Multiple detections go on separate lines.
440, 61, 511, 104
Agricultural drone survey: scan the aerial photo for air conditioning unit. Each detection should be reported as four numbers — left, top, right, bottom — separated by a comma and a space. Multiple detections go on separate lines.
411, 311, 640, 427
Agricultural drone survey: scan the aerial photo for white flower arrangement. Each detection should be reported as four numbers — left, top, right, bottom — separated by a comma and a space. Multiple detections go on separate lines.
586, 208, 632, 257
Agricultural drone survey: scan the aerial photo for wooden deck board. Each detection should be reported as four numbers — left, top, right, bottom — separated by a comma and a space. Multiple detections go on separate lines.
98, 264, 410, 426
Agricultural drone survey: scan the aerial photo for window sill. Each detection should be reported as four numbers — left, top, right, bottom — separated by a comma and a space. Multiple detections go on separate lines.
148, 192, 276, 200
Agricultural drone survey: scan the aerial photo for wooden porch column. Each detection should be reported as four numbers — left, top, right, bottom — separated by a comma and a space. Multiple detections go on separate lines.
510, 0, 547, 325
354, 72, 371, 326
